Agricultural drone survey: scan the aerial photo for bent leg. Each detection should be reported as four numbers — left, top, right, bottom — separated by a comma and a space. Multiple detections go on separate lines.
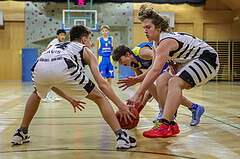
21, 90, 41, 127
156, 72, 173, 111
181, 96, 193, 108
156, 72, 194, 109
162, 77, 191, 121
86, 87, 121, 132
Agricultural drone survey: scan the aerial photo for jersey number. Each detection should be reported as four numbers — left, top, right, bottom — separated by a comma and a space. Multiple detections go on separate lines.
56, 42, 70, 50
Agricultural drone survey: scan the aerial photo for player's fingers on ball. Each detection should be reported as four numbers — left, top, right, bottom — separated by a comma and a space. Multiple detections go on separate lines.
119, 114, 123, 122
127, 115, 133, 123
124, 116, 128, 124
130, 112, 136, 119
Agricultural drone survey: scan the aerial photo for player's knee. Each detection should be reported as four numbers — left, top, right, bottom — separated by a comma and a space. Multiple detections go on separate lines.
168, 77, 185, 89
156, 78, 167, 89
87, 88, 105, 103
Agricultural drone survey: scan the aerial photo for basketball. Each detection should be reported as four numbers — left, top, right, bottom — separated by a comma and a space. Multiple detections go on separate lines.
116, 107, 139, 130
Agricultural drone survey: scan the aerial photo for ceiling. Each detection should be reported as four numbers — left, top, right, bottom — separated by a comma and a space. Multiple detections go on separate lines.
3, 0, 240, 10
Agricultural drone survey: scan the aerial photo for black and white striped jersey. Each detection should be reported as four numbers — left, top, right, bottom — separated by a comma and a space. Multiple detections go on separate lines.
153, 32, 219, 69
40, 41, 87, 70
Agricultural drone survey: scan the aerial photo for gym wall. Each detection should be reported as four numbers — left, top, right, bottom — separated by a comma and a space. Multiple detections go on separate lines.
0, 0, 239, 80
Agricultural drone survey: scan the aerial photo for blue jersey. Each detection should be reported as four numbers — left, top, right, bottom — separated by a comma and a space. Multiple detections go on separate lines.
130, 42, 153, 70
97, 36, 113, 56
130, 42, 168, 73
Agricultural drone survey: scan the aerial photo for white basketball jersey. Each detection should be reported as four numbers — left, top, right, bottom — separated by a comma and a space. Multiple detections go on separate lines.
153, 32, 218, 66
41, 42, 86, 70
47, 38, 60, 48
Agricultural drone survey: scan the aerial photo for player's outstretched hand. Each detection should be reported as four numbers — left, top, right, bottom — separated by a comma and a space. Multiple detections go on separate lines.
70, 99, 86, 113
117, 76, 138, 91
118, 105, 136, 124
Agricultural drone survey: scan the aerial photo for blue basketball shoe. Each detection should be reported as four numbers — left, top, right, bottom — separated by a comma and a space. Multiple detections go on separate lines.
153, 104, 162, 123
190, 104, 205, 126
153, 104, 177, 123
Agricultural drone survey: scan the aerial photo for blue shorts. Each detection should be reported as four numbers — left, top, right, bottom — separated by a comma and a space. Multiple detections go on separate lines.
98, 56, 114, 78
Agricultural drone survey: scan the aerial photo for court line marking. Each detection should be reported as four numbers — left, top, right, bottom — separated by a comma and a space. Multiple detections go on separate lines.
124, 89, 240, 130
1, 121, 239, 126
0, 148, 197, 159
180, 106, 240, 130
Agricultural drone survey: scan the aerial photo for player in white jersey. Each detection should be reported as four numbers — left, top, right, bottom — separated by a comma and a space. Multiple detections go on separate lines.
46, 29, 66, 50
120, 4, 219, 138
42, 29, 67, 102
11, 25, 137, 149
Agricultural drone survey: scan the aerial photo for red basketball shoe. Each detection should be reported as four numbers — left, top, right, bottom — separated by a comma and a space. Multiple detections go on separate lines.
143, 119, 173, 138
170, 121, 180, 135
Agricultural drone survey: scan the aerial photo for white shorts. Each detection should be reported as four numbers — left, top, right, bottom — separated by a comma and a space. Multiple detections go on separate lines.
31, 57, 95, 100
176, 58, 219, 87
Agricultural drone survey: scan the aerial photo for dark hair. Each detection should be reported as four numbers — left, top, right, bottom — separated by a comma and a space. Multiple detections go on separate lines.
137, 4, 170, 32
112, 44, 132, 61
70, 25, 92, 42
56, 29, 66, 35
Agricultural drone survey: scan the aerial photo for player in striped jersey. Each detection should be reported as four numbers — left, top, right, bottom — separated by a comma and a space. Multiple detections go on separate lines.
122, 5, 219, 138
11, 25, 137, 149
42, 29, 66, 103
113, 43, 205, 126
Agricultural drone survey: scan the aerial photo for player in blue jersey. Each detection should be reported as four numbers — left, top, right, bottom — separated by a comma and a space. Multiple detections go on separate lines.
96, 25, 114, 85
112, 42, 205, 126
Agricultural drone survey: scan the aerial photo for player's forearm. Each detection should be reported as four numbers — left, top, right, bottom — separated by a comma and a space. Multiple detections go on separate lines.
135, 66, 162, 98
51, 87, 73, 103
135, 73, 146, 83
135, 67, 151, 82
134, 69, 143, 76
99, 82, 126, 110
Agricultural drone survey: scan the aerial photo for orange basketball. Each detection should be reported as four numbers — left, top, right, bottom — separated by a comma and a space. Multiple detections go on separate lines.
116, 107, 139, 130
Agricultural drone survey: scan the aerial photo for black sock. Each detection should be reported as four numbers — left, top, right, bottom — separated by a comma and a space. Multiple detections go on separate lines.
161, 118, 170, 126
20, 126, 28, 134
170, 121, 175, 126
114, 129, 124, 136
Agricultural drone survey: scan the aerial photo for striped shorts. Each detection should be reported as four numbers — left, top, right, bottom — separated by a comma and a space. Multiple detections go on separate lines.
31, 57, 95, 100
176, 58, 219, 87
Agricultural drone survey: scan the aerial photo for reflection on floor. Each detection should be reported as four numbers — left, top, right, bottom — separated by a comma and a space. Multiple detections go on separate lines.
0, 81, 239, 159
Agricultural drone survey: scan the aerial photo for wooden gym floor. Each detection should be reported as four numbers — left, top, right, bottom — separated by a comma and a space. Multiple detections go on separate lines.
0, 80, 239, 159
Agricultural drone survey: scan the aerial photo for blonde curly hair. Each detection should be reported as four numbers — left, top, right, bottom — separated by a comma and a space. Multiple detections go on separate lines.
137, 4, 170, 33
